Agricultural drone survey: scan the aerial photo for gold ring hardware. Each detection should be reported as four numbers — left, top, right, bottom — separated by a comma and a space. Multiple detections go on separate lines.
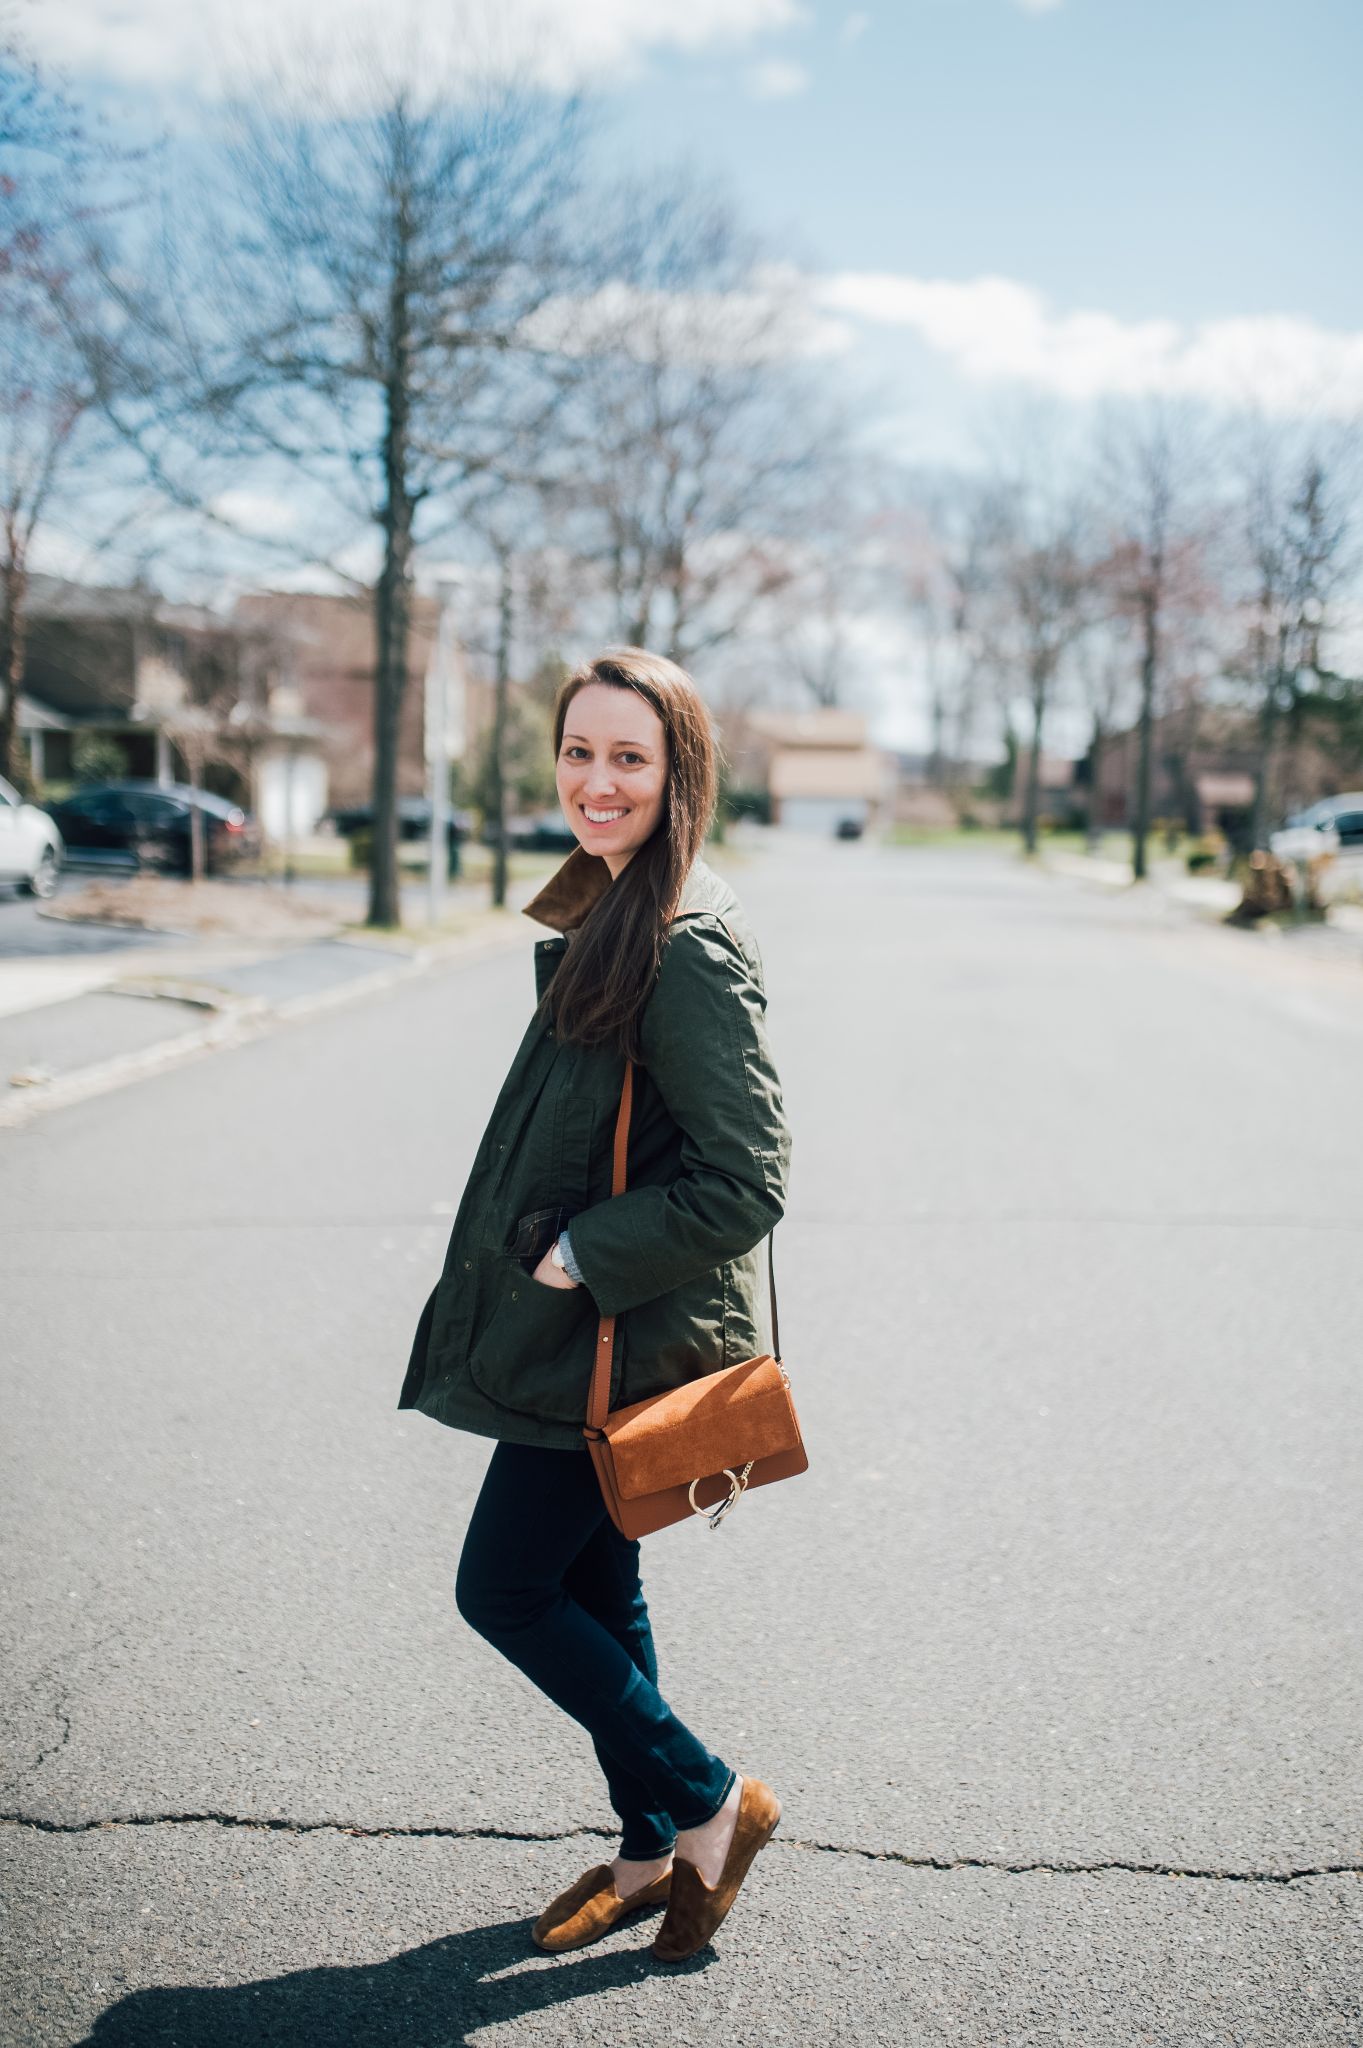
688, 1462, 755, 1530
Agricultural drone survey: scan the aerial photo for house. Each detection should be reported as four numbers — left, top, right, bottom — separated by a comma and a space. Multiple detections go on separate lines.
1008, 747, 1085, 829
232, 589, 448, 814
19, 575, 241, 788
721, 706, 896, 833
1089, 707, 1262, 842
16, 575, 331, 835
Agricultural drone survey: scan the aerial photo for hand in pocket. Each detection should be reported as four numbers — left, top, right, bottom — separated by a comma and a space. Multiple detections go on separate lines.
508, 1204, 571, 1274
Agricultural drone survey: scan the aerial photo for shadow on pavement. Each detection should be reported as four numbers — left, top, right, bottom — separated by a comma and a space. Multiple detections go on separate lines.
75, 1911, 709, 2045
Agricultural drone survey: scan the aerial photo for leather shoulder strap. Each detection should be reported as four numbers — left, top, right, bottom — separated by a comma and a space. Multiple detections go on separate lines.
585, 914, 781, 1432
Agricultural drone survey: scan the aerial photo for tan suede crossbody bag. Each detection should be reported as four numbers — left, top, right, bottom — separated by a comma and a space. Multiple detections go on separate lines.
583, 1056, 809, 1539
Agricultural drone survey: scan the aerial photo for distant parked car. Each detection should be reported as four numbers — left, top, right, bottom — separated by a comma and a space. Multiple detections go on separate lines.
480, 810, 578, 853
0, 773, 63, 897
1270, 792, 1363, 862
329, 798, 474, 846
43, 781, 262, 876
834, 816, 864, 840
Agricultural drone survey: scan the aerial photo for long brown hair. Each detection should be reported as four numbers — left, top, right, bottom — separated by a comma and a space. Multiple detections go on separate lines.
541, 647, 720, 1060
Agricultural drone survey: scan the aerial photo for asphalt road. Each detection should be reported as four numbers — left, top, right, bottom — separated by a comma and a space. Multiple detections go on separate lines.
0, 874, 180, 959
3, 835, 1361, 2045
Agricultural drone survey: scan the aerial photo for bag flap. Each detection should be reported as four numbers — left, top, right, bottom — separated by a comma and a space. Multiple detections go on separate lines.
601, 1355, 797, 1500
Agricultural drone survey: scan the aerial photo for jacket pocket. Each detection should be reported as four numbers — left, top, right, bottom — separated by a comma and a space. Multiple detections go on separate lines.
507, 1204, 571, 1273
468, 1262, 595, 1426
618, 1274, 727, 1408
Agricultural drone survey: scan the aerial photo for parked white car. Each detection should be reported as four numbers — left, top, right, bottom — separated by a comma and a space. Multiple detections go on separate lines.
0, 773, 63, 897
1270, 792, 1363, 864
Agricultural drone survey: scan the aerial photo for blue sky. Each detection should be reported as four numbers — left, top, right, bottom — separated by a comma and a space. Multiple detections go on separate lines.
609, 0, 1361, 328
27, 0, 1363, 745
36, 0, 1363, 472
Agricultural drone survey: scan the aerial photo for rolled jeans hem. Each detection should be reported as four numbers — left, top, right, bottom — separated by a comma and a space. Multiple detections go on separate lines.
668, 1764, 738, 1833
619, 1828, 678, 1860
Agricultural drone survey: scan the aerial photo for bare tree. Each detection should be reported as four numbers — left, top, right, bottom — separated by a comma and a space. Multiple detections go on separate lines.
538, 174, 847, 668
886, 473, 1008, 802
1229, 422, 1359, 849
1070, 616, 1137, 847
76, 46, 589, 925
971, 431, 1093, 853
1092, 400, 1212, 877
0, 23, 126, 789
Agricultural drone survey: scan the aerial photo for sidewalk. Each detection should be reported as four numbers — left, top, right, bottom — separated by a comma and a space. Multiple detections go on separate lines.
0, 879, 540, 1128
1037, 845, 1363, 963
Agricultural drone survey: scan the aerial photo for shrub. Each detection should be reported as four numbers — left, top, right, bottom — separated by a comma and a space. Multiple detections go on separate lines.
72, 734, 129, 785
1186, 830, 1226, 873
721, 785, 772, 825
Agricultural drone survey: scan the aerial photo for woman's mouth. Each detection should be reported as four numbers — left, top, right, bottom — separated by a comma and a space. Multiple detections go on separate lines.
580, 804, 629, 829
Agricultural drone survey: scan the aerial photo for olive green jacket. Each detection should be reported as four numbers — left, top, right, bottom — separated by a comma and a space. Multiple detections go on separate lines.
396, 845, 791, 1451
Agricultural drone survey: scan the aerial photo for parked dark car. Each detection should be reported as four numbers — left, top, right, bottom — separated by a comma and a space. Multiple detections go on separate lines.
43, 781, 262, 875
835, 816, 865, 840
479, 810, 578, 853
329, 798, 475, 846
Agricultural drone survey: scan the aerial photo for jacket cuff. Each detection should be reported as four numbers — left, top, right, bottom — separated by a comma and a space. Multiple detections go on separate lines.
556, 1228, 586, 1287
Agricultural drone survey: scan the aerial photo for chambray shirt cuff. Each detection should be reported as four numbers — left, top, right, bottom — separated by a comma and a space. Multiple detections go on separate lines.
557, 1228, 586, 1286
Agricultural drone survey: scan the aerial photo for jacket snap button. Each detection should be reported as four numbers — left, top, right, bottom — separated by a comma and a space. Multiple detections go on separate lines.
510, 1289, 518, 1300
462, 1259, 472, 1270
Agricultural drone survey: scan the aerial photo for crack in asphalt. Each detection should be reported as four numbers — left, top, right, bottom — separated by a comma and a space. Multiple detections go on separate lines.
0, 1690, 74, 1800
0, 1811, 1358, 1884
23, 1690, 72, 1780
0, 1633, 127, 1801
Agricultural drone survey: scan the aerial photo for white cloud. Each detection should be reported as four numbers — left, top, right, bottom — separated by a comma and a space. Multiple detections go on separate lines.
818, 271, 1363, 418
748, 57, 811, 98
1013, 0, 1064, 12
522, 265, 852, 365
36, 0, 804, 99
840, 12, 871, 43
210, 489, 300, 538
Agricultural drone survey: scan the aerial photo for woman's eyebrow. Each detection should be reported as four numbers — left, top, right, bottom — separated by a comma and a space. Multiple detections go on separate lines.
562, 733, 654, 750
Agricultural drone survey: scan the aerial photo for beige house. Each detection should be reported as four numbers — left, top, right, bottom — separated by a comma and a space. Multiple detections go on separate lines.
722, 706, 895, 833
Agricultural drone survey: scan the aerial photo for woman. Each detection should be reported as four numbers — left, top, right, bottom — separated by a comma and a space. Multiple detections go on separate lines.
397, 646, 792, 1963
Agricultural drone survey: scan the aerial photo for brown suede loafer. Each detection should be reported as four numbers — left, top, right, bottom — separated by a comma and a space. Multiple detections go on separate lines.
531, 1862, 673, 1953
651, 1777, 781, 1962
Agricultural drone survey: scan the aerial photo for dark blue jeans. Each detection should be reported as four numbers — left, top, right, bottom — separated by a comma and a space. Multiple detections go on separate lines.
454, 1442, 735, 1859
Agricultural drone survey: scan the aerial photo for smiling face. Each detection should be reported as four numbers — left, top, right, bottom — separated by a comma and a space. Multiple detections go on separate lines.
556, 680, 669, 878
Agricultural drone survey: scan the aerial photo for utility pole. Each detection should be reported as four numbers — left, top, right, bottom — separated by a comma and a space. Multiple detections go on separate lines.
425, 586, 459, 931
490, 547, 514, 911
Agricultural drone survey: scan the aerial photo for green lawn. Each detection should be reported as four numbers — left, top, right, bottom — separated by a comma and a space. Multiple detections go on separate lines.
880, 825, 1176, 867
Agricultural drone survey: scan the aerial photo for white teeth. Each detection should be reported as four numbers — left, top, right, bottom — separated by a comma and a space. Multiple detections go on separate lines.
583, 807, 627, 822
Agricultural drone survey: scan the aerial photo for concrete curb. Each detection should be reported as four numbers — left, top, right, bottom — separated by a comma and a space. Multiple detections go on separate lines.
0, 913, 530, 1133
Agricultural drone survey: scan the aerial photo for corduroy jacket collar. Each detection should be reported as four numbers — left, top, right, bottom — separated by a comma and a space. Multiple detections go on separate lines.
521, 842, 718, 934
521, 844, 614, 933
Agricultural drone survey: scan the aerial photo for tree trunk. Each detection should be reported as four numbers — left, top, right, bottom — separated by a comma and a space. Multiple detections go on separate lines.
1250, 665, 1282, 853
369, 271, 414, 930
0, 555, 31, 794
189, 751, 205, 883
1021, 664, 1046, 854
1132, 589, 1157, 880
490, 550, 512, 911
928, 686, 944, 788
1086, 719, 1106, 850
